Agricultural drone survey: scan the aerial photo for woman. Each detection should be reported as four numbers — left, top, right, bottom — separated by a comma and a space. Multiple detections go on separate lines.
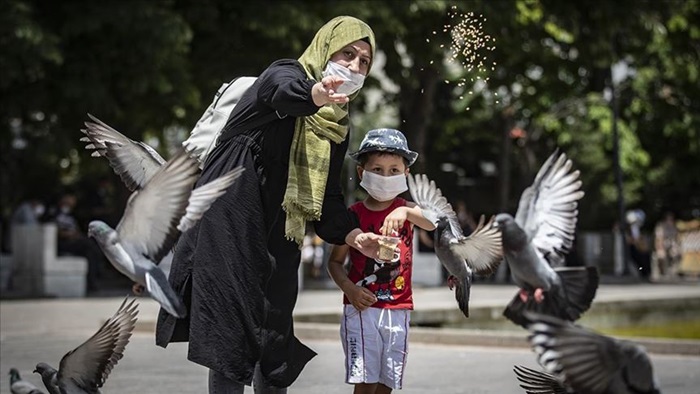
155, 16, 381, 393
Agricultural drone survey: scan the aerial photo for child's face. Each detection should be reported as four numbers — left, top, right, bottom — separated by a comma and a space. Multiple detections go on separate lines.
358, 152, 408, 179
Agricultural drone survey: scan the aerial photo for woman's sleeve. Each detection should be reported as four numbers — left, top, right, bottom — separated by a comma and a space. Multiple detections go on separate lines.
257, 59, 320, 117
314, 136, 360, 245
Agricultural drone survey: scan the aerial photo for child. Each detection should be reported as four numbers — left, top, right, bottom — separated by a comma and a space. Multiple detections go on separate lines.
327, 128, 436, 394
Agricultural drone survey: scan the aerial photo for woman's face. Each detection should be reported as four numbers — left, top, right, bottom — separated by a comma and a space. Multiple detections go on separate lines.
328, 40, 372, 76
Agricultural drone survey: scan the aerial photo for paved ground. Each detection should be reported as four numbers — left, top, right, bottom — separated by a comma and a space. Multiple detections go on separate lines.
3, 334, 699, 394
2, 282, 700, 393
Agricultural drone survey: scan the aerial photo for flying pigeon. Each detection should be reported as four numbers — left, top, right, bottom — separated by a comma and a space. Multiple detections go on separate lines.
80, 115, 241, 297
408, 173, 503, 317
81, 114, 164, 192
88, 148, 243, 318
9, 368, 44, 394
33, 298, 138, 394
517, 312, 662, 394
494, 150, 598, 327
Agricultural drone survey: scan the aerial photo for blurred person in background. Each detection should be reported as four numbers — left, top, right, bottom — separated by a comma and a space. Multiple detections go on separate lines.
654, 211, 681, 279
11, 196, 45, 225
626, 209, 652, 281
51, 192, 106, 293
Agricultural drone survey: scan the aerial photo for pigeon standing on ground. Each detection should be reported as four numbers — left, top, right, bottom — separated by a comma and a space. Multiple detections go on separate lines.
33, 298, 139, 394
408, 173, 503, 317
514, 312, 662, 394
494, 150, 598, 327
86, 147, 243, 318
9, 368, 44, 394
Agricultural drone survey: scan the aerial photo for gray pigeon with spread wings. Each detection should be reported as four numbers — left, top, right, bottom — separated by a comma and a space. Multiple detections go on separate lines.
408, 173, 503, 317
519, 312, 662, 394
81, 115, 227, 296
88, 148, 243, 318
495, 150, 598, 327
33, 298, 138, 394
9, 368, 44, 394
81, 114, 164, 192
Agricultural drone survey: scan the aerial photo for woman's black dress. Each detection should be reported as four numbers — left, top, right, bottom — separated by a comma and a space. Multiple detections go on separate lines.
155, 59, 358, 387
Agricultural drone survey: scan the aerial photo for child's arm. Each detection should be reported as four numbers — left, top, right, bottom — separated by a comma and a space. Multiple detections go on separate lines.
327, 244, 378, 311
380, 202, 436, 236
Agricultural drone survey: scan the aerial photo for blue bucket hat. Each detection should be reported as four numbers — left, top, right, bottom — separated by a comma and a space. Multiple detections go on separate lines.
349, 128, 418, 166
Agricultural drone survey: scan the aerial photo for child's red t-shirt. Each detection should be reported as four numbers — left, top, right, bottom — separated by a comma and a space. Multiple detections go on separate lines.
345, 197, 414, 310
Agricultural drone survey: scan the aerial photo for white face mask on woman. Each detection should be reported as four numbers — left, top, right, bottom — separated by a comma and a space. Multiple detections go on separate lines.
359, 171, 408, 202
322, 61, 366, 95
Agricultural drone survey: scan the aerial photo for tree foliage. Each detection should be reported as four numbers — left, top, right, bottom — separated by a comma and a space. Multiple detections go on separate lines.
1, 0, 698, 231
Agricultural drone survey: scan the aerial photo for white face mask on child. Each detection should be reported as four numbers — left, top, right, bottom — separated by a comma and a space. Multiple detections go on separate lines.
360, 171, 408, 202
322, 61, 366, 95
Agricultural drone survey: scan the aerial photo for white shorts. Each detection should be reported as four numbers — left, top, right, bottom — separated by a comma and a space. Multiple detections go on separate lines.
340, 305, 410, 389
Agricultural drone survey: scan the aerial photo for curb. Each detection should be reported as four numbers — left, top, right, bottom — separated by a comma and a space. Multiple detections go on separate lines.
132, 320, 700, 356
289, 322, 700, 356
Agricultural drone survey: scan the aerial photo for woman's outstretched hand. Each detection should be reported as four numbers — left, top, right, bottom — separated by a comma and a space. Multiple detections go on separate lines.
312, 75, 350, 106
346, 229, 382, 259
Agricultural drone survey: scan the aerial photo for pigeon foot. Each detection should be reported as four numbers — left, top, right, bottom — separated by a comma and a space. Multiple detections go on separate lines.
447, 275, 457, 290
132, 283, 145, 296
518, 289, 529, 303
533, 288, 545, 303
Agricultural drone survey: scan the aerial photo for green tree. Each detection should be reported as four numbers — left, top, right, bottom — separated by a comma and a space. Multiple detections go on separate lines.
1, 0, 197, 215
2, 0, 698, 236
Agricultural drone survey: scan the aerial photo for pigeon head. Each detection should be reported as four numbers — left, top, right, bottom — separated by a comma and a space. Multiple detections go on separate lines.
9, 368, 21, 384
33, 362, 56, 378
88, 220, 112, 240
433, 216, 456, 247
435, 216, 451, 234
493, 213, 527, 250
493, 213, 514, 228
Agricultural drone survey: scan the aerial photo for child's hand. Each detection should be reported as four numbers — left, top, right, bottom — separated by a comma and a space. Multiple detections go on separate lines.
345, 285, 377, 311
380, 207, 408, 236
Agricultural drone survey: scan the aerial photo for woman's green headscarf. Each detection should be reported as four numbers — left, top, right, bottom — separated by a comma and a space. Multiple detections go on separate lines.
282, 16, 376, 246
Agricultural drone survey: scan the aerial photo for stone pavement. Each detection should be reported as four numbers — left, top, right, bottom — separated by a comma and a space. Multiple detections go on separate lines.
2, 282, 700, 393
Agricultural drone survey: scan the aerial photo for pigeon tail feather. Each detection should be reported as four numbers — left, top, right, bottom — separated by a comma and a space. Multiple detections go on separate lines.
555, 266, 599, 320
503, 267, 599, 327
454, 276, 471, 318
146, 267, 187, 318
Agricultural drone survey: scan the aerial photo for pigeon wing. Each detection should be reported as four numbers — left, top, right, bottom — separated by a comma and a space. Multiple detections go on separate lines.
57, 298, 138, 391
448, 215, 503, 275
408, 174, 462, 237
513, 365, 570, 394
177, 167, 244, 233
514, 150, 584, 265
525, 312, 623, 394
116, 148, 200, 263
81, 114, 165, 191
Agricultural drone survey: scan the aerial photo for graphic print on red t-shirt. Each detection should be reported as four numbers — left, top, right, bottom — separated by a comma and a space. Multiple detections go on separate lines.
346, 198, 414, 310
